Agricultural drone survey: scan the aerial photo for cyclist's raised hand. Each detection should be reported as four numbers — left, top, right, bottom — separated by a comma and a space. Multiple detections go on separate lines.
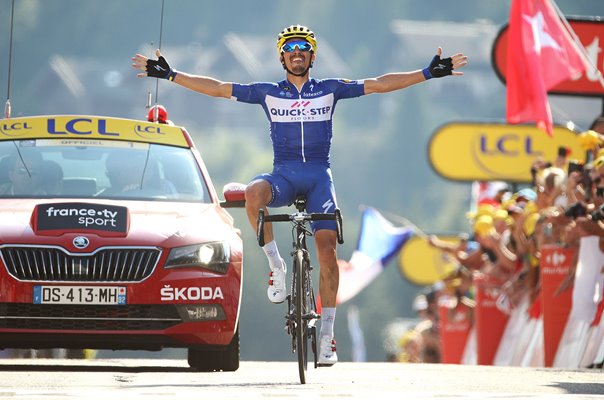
131, 49, 177, 81
422, 47, 468, 79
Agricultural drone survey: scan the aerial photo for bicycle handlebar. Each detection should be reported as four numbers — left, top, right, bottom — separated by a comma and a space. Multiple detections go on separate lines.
262, 214, 292, 222
257, 209, 344, 247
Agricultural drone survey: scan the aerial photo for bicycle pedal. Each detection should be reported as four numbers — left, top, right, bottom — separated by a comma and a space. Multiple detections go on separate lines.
284, 319, 294, 333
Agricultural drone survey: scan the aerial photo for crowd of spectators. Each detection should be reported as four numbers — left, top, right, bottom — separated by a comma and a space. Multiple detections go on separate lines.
390, 117, 604, 366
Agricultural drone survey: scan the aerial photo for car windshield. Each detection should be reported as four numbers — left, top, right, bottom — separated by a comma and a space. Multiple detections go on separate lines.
0, 139, 209, 202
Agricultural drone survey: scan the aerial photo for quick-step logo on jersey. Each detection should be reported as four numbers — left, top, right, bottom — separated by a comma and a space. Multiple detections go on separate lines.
266, 93, 334, 123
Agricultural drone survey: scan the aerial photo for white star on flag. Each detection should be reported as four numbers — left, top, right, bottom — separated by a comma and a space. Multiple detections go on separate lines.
523, 11, 563, 54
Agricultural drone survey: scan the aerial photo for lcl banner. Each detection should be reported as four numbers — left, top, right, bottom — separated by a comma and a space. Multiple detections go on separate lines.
428, 122, 582, 182
492, 17, 604, 97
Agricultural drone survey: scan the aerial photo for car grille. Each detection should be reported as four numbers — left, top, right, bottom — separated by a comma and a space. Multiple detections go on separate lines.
0, 303, 182, 330
0, 246, 161, 282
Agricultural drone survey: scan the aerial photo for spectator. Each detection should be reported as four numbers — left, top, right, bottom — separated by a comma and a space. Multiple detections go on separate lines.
0, 153, 43, 196
39, 160, 64, 196
416, 117, 604, 368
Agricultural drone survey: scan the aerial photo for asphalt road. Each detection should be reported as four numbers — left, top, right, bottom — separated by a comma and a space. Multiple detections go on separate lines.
0, 359, 602, 399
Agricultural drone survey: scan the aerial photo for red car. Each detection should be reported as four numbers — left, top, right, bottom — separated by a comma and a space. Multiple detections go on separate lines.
0, 114, 245, 371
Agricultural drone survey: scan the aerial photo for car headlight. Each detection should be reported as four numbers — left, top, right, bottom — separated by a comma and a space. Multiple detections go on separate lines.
165, 242, 230, 274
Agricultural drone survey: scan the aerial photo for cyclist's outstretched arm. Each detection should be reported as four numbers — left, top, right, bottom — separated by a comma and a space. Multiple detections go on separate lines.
131, 49, 233, 99
364, 47, 467, 94
173, 71, 233, 99
364, 71, 425, 94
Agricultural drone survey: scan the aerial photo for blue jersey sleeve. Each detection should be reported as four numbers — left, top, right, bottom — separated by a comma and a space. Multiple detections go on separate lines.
323, 79, 365, 101
231, 82, 276, 104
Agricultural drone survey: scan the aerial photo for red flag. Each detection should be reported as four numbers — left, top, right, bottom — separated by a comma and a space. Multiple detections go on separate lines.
506, 0, 589, 136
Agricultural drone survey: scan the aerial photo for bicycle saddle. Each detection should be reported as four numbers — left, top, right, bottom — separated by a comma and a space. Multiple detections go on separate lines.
293, 195, 307, 212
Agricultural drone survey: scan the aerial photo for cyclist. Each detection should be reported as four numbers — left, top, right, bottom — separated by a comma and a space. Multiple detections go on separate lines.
131, 25, 467, 366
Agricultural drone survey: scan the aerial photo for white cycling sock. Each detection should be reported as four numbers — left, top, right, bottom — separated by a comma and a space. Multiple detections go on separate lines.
320, 307, 336, 338
263, 240, 284, 271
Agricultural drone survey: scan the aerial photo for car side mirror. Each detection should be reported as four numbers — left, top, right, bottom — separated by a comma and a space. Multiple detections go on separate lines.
220, 182, 246, 208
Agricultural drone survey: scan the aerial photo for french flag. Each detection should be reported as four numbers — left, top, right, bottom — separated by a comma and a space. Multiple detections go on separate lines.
336, 207, 414, 304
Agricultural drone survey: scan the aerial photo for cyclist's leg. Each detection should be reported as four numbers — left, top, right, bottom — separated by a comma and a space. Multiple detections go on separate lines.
314, 229, 338, 308
304, 165, 339, 307
245, 170, 296, 249
246, 170, 296, 303
305, 167, 339, 364
245, 179, 274, 245
315, 229, 339, 365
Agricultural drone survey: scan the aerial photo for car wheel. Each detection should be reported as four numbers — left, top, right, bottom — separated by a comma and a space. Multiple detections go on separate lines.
188, 325, 240, 372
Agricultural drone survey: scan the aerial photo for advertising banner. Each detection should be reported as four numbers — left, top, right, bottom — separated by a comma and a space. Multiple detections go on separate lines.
398, 235, 460, 286
0, 116, 189, 147
474, 274, 509, 365
428, 123, 581, 182
540, 245, 574, 367
33, 202, 129, 236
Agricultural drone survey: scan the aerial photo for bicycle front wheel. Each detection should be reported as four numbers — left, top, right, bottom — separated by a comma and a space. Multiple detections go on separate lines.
293, 249, 308, 384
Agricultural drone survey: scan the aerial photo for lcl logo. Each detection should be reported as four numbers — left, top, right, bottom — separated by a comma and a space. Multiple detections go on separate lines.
47, 118, 119, 136
134, 125, 166, 134
478, 134, 544, 157
0, 121, 32, 136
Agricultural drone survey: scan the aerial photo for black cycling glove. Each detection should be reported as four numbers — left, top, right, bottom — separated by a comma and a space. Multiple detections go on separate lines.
422, 54, 454, 80
146, 55, 177, 81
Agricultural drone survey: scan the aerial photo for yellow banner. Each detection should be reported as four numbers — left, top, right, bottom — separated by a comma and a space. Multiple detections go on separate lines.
0, 115, 189, 147
428, 123, 582, 182
399, 235, 460, 286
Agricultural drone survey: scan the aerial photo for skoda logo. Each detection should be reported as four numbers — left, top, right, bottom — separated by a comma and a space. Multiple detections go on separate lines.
73, 236, 90, 249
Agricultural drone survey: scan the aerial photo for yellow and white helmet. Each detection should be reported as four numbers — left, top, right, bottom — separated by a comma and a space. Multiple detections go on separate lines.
277, 25, 317, 54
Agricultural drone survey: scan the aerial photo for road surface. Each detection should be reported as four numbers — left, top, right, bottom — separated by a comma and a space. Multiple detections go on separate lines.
0, 359, 601, 399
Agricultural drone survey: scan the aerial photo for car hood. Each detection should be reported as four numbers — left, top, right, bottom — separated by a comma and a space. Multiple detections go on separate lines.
0, 199, 235, 252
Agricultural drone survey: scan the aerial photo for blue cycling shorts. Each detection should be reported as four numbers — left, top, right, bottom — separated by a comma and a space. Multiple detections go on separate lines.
250, 163, 338, 232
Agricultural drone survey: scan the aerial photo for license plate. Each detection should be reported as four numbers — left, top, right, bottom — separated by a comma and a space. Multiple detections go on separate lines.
33, 286, 127, 305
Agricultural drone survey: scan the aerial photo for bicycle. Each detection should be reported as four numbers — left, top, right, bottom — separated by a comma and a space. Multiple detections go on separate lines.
256, 195, 343, 384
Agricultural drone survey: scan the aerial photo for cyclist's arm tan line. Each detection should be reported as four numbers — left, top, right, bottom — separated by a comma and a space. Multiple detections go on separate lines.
172, 71, 233, 99
363, 70, 426, 95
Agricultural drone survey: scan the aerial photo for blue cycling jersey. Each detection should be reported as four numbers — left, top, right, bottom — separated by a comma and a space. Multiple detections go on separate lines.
231, 78, 365, 166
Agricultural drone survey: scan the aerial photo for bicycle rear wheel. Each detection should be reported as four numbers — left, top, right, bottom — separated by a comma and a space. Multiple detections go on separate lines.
293, 249, 308, 384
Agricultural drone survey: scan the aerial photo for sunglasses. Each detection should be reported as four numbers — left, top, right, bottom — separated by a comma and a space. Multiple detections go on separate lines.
281, 40, 313, 53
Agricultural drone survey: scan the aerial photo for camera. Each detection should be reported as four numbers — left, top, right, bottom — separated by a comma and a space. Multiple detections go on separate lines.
564, 201, 587, 219
591, 204, 604, 222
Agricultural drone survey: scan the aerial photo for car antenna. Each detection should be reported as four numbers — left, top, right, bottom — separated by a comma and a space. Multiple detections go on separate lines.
140, 0, 166, 189
5, 0, 31, 177
147, 0, 166, 123
4, 0, 16, 119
